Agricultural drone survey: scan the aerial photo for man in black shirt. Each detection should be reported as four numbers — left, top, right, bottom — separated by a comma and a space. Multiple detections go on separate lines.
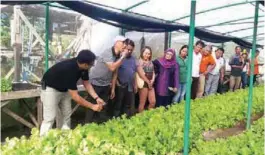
40, 49, 104, 136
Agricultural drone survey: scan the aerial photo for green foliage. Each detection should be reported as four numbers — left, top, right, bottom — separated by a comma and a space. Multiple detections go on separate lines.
190, 118, 264, 155
0, 13, 11, 47
1, 78, 12, 92
1, 86, 264, 154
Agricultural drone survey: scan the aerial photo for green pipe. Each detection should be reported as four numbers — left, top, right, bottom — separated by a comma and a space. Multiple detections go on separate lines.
199, 16, 264, 28
171, 0, 257, 22
42, 2, 70, 10
246, 1, 259, 130
242, 33, 264, 39
124, 0, 149, 11
120, 0, 149, 35
183, 1, 196, 155
45, 3, 50, 71
224, 25, 264, 34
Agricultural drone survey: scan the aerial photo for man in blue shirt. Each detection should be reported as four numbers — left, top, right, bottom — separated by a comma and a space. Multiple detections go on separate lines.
113, 39, 150, 117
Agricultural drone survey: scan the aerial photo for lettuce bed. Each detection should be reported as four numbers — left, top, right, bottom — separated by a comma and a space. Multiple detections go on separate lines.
1, 86, 264, 154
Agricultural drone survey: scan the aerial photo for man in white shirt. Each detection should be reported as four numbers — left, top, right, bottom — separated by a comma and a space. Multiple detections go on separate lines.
205, 48, 225, 96
191, 40, 204, 99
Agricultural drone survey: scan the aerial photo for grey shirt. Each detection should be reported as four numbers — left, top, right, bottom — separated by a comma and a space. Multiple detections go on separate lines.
89, 47, 117, 86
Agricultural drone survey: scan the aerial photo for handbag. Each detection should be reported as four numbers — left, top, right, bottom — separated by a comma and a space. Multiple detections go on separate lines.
135, 73, 144, 89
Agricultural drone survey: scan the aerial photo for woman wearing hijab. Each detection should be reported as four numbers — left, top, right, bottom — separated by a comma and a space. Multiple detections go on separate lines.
153, 48, 180, 107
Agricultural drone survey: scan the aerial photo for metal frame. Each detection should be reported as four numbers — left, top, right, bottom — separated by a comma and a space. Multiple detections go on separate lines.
246, 1, 259, 129
223, 25, 264, 34
242, 32, 264, 39
45, 3, 49, 71
183, 1, 196, 154
199, 15, 264, 28
120, 0, 149, 35
171, 0, 258, 22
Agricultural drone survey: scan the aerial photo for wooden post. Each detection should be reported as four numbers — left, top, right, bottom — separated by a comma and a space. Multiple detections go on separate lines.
164, 32, 169, 51
2, 107, 34, 129
37, 98, 43, 128
21, 99, 39, 128
13, 6, 22, 82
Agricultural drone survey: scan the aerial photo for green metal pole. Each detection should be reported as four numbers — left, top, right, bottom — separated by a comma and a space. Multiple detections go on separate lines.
183, 1, 196, 155
120, 0, 149, 35
246, 1, 259, 130
168, 32, 172, 48
45, 3, 50, 71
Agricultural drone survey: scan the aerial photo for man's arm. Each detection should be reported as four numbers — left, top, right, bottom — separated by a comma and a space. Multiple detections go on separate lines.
82, 80, 105, 105
68, 90, 102, 111
82, 80, 98, 99
105, 52, 127, 72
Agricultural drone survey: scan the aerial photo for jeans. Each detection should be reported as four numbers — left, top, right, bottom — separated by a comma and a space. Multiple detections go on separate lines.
241, 72, 248, 89
205, 74, 220, 96
172, 83, 186, 103
40, 87, 72, 136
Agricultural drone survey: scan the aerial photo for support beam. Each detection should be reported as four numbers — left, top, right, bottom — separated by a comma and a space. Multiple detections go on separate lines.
171, 1, 258, 22
13, 6, 22, 82
183, 1, 196, 155
45, 3, 50, 71
164, 32, 169, 50
2, 107, 35, 129
242, 33, 264, 39
198, 16, 264, 28
120, 0, 149, 35
223, 25, 264, 34
246, 1, 259, 130
37, 98, 43, 128
21, 99, 39, 128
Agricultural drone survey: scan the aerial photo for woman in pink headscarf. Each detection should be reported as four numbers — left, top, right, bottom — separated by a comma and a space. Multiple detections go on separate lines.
153, 48, 179, 107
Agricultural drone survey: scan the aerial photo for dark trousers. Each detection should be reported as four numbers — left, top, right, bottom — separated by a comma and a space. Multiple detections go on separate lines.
85, 85, 110, 123
248, 75, 257, 86
241, 72, 248, 89
191, 77, 199, 100
113, 85, 135, 117
156, 95, 172, 107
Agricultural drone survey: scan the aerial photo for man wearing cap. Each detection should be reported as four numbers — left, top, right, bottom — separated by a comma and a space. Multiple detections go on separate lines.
85, 36, 129, 123
40, 49, 104, 136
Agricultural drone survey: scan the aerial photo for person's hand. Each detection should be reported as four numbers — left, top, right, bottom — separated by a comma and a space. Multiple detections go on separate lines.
120, 50, 129, 59
110, 89, 115, 99
151, 79, 155, 85
203, 71, 208, 76
96, 97, 104, 106
91, 104, 103, 112
172, 87, 178, 93
147, 80, 152, 89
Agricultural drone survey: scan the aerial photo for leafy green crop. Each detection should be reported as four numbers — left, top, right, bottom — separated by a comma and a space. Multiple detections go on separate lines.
1, 78, 12, 92
190, 117, 264, 155
1, 86, 264, 154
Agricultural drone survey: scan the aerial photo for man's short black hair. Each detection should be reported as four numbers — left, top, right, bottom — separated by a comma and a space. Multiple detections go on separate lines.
195, 40, 205, 47
216, 47, 225, 53
77, 49, 96, 64
124, 39, 135, 47
235, 46, 242, 50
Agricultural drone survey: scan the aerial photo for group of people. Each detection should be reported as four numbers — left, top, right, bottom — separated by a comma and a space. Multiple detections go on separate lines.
39, 36, 261, 136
